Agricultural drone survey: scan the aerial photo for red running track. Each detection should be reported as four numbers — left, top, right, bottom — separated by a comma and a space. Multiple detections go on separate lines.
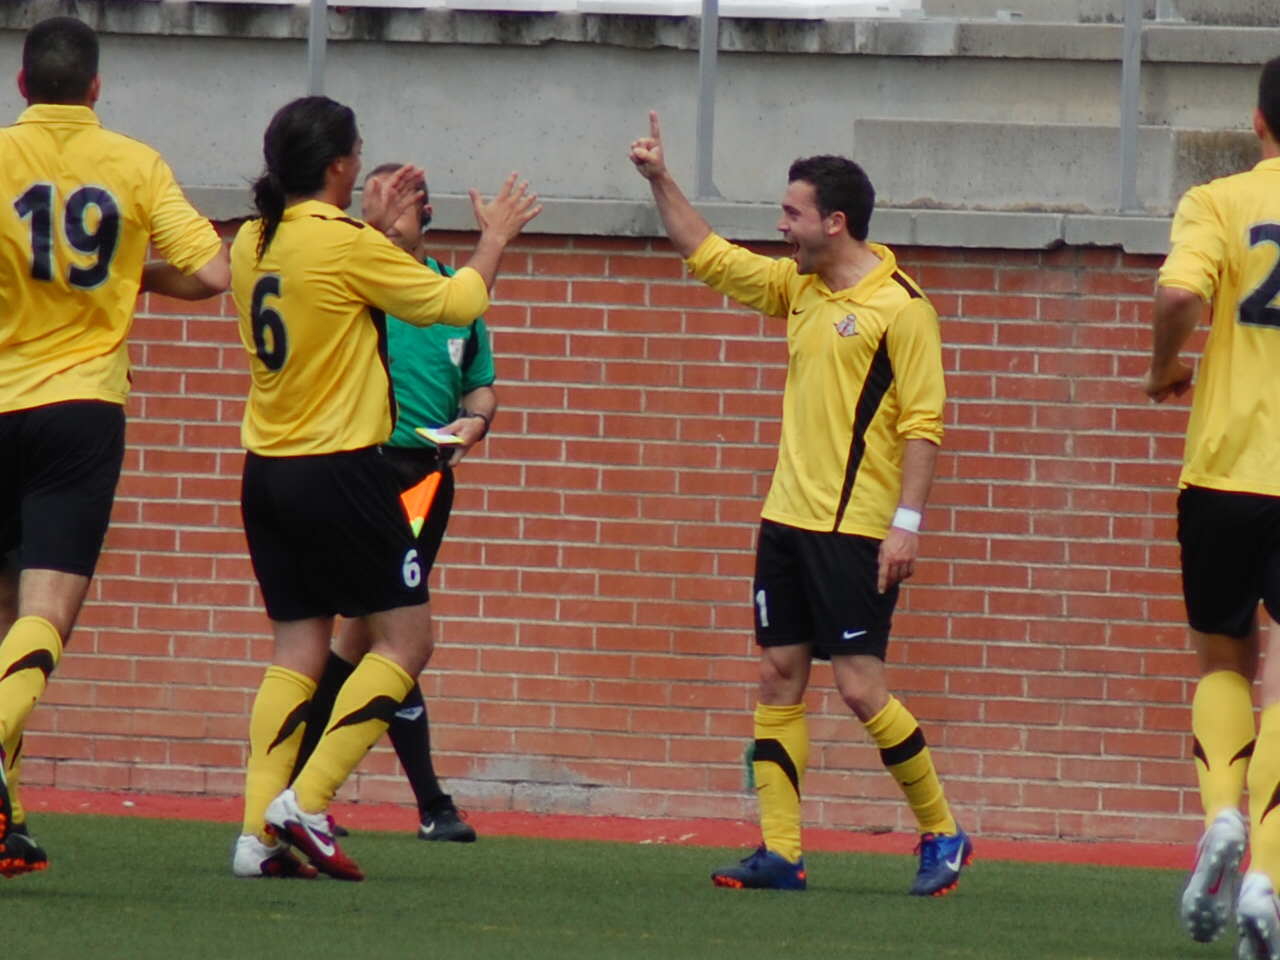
22, 787, 1187, 870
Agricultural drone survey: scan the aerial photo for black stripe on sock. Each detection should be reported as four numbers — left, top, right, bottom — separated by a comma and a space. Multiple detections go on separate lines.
1193, 737, 1209, 768
753, 738, 800, 796
880, 727, 927, 768
268, 701, 311, 754
1, 651, 55, 682
1231, 740, 1256, 765
1263, 781, 1280, 824
328, 695, 401, 733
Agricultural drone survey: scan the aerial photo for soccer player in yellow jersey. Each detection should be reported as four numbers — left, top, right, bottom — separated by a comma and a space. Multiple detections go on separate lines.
0, 17, 228, 878
230, 96, 538, 881
1146, 57, 1280, 958
630, 113, 970, 896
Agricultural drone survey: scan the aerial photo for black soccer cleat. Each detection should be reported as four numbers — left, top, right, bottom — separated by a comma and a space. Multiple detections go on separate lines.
419, 799, 477, 843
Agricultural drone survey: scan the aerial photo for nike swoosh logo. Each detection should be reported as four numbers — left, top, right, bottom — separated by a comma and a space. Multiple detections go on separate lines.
791, 307, 802, 315
903, 775, 927, 787
395, 706, 425, 722
421, 822, 436, 835
842, 630, 867, 640
946, 847, 965, 872
297, 818, 335, 857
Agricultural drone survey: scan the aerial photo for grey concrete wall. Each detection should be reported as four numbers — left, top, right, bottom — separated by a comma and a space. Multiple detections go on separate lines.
2, 1, 1275, 250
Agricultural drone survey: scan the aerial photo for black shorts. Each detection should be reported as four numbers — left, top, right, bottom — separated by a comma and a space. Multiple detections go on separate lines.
0, 400, 126, 578
752, 519, 899, 661
382, 445, 454, 584
1178, 484, 1280, 639
241, 447, 428, 622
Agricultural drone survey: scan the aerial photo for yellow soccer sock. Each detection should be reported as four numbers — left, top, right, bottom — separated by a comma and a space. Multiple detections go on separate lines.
1248, 703, 1280, 886
1192, 670, 1255, 825
752, 702, 808, 863
0, 617, 62, 748
293, 653, 414, 815
4, 735, 25, 827
865, 696, 957, 836
242, 666, 317, 840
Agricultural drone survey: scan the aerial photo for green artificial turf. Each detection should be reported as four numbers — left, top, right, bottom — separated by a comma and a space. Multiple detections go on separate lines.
0, 813, 1222, 960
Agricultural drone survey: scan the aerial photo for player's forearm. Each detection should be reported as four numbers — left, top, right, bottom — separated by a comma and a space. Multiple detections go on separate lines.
461, 232, 510, 291
1150, 285, 1203, 373
142, 249, 230, 300
898, 438, 939, 514
648, 171, 712, 259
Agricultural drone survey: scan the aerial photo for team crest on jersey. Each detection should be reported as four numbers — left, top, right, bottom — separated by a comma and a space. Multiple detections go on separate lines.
834, 314, 858, 337
448, 338, 465, 367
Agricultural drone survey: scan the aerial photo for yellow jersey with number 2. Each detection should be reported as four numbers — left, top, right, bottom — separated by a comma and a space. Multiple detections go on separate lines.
230, 200, 489, 457
0, 104, 223, 413
1160, 158, 1280, 497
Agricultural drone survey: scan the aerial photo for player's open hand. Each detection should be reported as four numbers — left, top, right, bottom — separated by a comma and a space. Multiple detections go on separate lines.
877, 527, 918, 594
470, 174, 542, 244
629, 111, 667, 181
363, 164, 425, 237
1141, 358, 1194, 403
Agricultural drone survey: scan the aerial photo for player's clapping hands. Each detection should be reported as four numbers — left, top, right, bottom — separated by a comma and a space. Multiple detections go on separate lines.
363, 163, 425, 236
470, 173, 542, 243
629, 111, 667, 181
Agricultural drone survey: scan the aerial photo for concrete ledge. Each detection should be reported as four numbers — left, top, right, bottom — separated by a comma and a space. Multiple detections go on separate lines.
4, 2, 1278, 62
187, 187, 1171, 252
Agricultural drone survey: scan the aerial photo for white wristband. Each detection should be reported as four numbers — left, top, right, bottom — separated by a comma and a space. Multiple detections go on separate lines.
892, 507, 922, 533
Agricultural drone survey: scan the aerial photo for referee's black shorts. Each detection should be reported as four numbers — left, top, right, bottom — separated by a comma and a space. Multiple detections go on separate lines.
1179, 484, 1280, 639
0, 400, 126, 578
752, 519, 899, 661
241, 446, 428, 622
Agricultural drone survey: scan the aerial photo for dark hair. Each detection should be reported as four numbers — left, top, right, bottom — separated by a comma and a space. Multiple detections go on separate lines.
365, 162, 431, 231
787, 155, 875, 241
23, 17, 99, 104
252, 96, 358, 259
1260, 57, 1280, 143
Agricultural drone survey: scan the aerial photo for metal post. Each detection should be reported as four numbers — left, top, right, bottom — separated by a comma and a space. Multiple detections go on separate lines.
308, 0, 327, 96
1118, 0, 1142, 213
695, 0, 721, 199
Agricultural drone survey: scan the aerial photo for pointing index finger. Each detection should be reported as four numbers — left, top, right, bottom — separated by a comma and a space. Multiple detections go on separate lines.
649, 110, 661, 141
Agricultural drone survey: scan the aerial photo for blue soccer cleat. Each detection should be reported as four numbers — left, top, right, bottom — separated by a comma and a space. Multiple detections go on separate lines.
711, 845, 807, 890
910, 827, 974, 896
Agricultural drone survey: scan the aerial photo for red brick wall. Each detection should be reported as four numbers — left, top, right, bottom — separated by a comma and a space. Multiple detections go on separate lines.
24, 232, 1202, 844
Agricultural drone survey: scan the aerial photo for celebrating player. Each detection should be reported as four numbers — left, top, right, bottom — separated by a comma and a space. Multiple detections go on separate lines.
289, 163, 498, 844
0, 16, 229, 877
231, 96, 538, 881
630, 112, 970, 895
1145, 57, 1280, 958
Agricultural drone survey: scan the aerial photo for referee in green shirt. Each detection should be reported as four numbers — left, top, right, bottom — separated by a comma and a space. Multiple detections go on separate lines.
291, 163, 497, 842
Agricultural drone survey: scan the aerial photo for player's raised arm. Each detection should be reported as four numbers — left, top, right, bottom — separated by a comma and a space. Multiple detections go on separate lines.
629, 110, 711, 258
463, 173, 542, 289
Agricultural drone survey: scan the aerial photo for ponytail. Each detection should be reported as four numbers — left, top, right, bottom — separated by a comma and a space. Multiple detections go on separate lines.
251, 96, 359, 260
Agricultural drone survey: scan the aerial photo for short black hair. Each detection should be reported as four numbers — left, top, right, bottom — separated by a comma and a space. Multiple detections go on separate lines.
787, 155, 875, 241
1260, 57, 1280, 143
23, 17, 99, 105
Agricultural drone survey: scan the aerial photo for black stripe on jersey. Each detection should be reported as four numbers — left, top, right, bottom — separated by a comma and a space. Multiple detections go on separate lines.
892, 272, 923, 299
833, 335, 894, 532
462, 323, 481, 374
879, 727, 927, 767
369, 307, 397, 428
305, 214, 366, 230
752, 738, 801, 796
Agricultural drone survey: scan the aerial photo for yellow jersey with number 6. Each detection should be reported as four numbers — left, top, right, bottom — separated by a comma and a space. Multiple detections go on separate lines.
230, 200, 489, 456
0, 104, 223, 414
1160, 157, 1280, 496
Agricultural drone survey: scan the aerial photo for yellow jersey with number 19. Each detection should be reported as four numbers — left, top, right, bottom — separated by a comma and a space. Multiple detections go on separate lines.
0, 104, 223, 414
1159, 158, 1280, 497
230, 200, 489, 457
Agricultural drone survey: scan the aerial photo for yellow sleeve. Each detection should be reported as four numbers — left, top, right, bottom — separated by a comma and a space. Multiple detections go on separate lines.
147, 156, 223, 274
1158, 185, 1224, 302
887, 299, 946, 444
345, 228, 488, 328
683, 233, 797, 318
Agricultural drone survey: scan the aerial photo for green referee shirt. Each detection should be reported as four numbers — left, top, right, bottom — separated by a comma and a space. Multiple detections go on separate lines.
386, 255, 495, 449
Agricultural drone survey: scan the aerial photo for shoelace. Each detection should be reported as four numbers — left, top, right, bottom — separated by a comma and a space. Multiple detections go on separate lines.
914, 833, 941, 869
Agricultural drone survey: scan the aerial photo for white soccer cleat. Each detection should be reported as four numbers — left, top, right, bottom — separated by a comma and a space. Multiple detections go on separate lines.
1236, 871, 1280, 960
1181, 808, 1248, 942
264, 788, 363, 881
231, 832, 318, 879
